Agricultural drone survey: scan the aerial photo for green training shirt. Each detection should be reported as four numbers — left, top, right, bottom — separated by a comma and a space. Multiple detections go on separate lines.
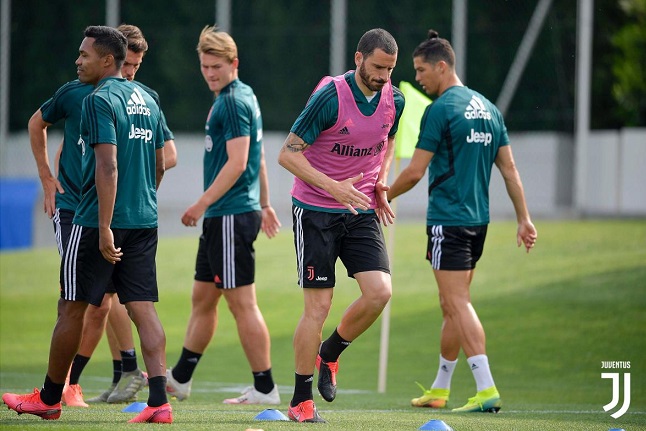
134, 80, 174, 142
73, 77, 164, 229
39, 80, 93, 211
203, 79, 263, 218
417, 86, 510, 226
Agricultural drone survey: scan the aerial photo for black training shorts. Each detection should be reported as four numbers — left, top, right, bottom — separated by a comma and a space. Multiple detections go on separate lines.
194, 211, 261, 288
292, 206, 390, 288
61, 226, 159, 306
426, 224, 488, 270
52, 208, 74, 258
54, 209, 116, 295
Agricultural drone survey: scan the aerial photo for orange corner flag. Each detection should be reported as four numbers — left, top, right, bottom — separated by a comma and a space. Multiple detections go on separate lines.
396, 81, 432, 159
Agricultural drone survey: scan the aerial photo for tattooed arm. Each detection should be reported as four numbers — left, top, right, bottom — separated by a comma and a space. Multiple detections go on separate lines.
278, 132, 370, 214
277, 132, 316, 183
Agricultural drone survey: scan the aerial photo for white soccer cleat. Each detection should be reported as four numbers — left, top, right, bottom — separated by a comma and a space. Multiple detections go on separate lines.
107, 369, 146, 403
165, 368, 192, 401
222, 385, 280, 405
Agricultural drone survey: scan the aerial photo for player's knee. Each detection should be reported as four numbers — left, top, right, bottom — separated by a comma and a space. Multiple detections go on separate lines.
58, 299, 88, 321
304, 302, 332, 324
85, 305, 110, 323
371, 289, 392, 308
438, 294, 469, 317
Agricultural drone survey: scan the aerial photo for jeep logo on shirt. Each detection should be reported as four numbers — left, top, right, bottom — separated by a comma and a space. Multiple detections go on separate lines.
466, 129, 492, 146
129, 124, 154, 143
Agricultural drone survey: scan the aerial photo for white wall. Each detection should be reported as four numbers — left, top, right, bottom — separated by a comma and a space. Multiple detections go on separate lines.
1, 129, 644, 248
580, 128, 646, 215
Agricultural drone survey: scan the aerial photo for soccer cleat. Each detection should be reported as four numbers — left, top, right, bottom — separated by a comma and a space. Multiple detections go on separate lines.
62, 383, 89, 407
107, 369, 146, 403
127, 402, 173, 424
452, 386, 502, 413
287, 399, 326, 423
165, 368, 192, 401
411, 382, 449, 408
2, 388, 62, 420
316, 354, 338, 402
86, 382, 117, 403
223, 385, 281, 405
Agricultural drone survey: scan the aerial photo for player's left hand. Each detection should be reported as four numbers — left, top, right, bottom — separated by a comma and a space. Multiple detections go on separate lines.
375, 181, 395, 226
261, 205, 281, 239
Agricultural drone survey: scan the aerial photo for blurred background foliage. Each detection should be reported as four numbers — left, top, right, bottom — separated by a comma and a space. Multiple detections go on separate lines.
8, 0, 645, 134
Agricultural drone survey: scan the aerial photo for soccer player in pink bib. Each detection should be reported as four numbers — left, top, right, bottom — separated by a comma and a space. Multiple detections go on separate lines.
278, 28, 405, 423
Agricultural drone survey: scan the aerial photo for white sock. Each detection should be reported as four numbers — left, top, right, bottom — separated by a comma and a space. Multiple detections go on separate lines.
467, 354, 495, 392
431, 355, 458, 390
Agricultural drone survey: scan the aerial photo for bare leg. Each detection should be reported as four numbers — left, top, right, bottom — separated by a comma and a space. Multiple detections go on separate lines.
108, 295, 136, 353
438, 319, 462, 360
222, 283, 271, 371
124, 301, 166, 378
437, 269, 474, 361
293, 288, 333, 375
105, 319, 122, 360
182, 281, 220, 353
336, 271, 392, 341
434, 269, 485, 358
47, 299, 89, 383
77, 294, 111, 357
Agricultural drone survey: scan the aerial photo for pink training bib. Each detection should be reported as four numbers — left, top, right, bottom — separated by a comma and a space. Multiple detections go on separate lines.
292, 73, 395, 209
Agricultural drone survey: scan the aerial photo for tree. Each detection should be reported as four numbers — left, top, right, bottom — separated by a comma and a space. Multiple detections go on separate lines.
611, 0, 646, 126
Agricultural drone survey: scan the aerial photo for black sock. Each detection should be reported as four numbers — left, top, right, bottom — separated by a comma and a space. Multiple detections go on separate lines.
253, 368, 274, 394
319, 328, 351, 362
290, 373, 313, 407
121, 349, 138, 373
172, 347, 202, 383
68, 354, 90, 385
112, 360, 123, 384
40, 375, 64, 406
146, 376, 168, 407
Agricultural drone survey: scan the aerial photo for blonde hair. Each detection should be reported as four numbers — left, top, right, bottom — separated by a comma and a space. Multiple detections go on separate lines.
197, 25, 237, 62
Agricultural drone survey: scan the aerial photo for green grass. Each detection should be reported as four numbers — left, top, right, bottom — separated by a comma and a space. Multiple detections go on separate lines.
1, 219, 645, 430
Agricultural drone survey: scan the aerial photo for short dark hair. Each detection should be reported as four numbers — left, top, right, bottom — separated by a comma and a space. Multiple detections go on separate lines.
413, 29, 455, 68
117, 24, 148, 54
357, 28, 398, 57
84, 25, 127, 68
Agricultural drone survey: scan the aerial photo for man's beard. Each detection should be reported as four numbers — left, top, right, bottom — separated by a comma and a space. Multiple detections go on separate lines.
359, 63, 386, 92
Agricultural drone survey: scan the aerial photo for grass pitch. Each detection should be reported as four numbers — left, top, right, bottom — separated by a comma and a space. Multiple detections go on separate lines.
1, 219, 645, 430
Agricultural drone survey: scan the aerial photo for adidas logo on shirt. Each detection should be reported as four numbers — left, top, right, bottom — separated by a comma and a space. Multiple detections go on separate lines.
126, 87, 151, 116
464, 95, 492, 120
339, 126, 350, 135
